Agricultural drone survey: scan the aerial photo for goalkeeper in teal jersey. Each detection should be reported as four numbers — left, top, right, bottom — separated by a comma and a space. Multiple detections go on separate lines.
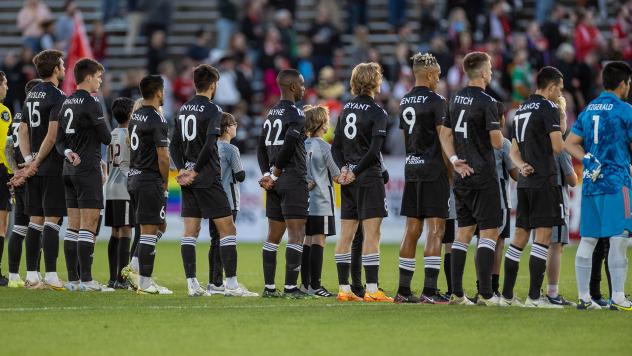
565, 61, 632, 311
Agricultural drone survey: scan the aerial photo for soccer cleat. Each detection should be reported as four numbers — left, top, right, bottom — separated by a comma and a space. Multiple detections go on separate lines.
499, 296, 524, 307
351, 285, 365, 298
448, 294, 475, 306
283, 288, 317, 299
107, 280, 116, 289
299, 284, 309, 294
394, 293, 420, 304
336, 290, 363, 302
114, 280, 130, 290
546, 294, 577, 307
225, 285, 259, 297
262, 288, 283, 298
477, 295, 500, 306
65, 281, 80, 291
137, 280, 173, 295
309, 286, 333, 297
420, 293, 449, 305
207, 283, 226, 295
436, 292, 451, 303
577, 299, 602, 310
364, 290, 394, 303
24, 279, 44, 289
43, 278, 66, 291
592, 297, 609, 307
8, 277, 25, 288
524, 296, 563, 308
188, 285, 209, 297
0, 275, 8, 286
121, 265, 139, 289
80, 280, 115, 292
609, 299, 632, 311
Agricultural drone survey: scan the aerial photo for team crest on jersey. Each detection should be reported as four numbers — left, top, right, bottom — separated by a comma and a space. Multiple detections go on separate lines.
1, 111, 9, 122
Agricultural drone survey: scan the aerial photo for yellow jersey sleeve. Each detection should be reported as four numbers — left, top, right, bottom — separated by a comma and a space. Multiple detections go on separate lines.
0, 104, 12, 174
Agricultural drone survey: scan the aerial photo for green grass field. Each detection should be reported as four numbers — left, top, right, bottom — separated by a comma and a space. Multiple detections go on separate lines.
1, 242, 630, 355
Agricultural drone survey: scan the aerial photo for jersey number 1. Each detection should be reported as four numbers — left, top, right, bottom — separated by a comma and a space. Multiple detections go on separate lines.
592, 115, 599, 144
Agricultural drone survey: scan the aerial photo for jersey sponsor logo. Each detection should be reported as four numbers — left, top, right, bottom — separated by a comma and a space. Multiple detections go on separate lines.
185, 161, 195, 170
400, 95, 428, 105
453, 95, 473, 105
586, 103, 613, 111
128, 168, 142, 177
405, 155, 424, 165
1, 111, 9, 122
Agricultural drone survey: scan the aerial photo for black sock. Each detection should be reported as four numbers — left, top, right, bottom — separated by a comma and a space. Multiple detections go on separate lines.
444, 252, 452, 295
397, 257, 415, 295
604, 238, 612, 298
476, 239, 496, 299
181, 237, 197, 279
492, 274, 500, 295
8, 226, 27, 274
351, 229, 363, 289
300, 244, 311, 289
63, 230, 79, 281
450, 242, 468, 298
335, 252, 351, 286
138, 235, 157, 277
528, 243, 548, 300
423, 256, 441, 296
42, 222, 60, 272
262, 242, 278, 287
590, 238, 604, 298
131, 225, 140, 258
309, 244, 324, 290
209, 222, 223, 286
220, 236, 237, 279
284, 243, 302, 290
25, 223, 43, 272
107, 236, 119, 282
78, 230, 95, 282
362, 253, 379, 285
502, 244, 522, 300
117, 236, 130, 282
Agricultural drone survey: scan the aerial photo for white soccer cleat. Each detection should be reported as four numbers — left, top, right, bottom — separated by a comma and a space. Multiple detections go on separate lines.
224, 284, 259, 297
476, 294, 500, 306
448, 294, 475, 306
524, 296, 563, 308
137, 280, 173, 295
80, 280, 115, 292
65, 281, 80, 291
499, 295, 524, 307
188, 285, 209, 297
206, 283, 226, 295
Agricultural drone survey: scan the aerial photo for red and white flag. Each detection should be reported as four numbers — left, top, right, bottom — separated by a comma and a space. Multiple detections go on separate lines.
62, 14, 94, 95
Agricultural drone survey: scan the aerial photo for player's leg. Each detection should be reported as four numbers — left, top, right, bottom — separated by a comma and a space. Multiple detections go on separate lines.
63, 208, 81, 290
492, 209, 510, 297
107, 227, 120, 287
500, 226, 529, 303
24, 175, 45, 287
576, 237, 600, 309
207, 220, 224, 292
350, 226, 364, 297
395, 217, 423, 302
181, 217, 203, 295
442, 219, 455, 298
41, 175, 67, 289
280, 217, 308, 296
524, 226, 553, 304
476, 226, 499, 303
300, 234, 312, 291
422, 218, 446, 303
449, 187, 476, 305
608, 233, 631, 310
104, 200, 132, 288
0, 208, 8, 285
309, 232, 330, 296
589, 238, 608, 305
335, 218, 360, 301
545, 223, 575, 306
77, 208, 103, 289
362, 217, 391, 302
262, 218, 286, 296
116, 225, 132, 287
7, 190, 29, 287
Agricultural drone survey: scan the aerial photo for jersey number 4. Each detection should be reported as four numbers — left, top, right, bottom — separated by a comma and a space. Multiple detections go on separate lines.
264, 119, 284, 146
454, 109, 467, 138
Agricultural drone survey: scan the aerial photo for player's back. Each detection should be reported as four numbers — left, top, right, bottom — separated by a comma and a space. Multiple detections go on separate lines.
447, 86, 499, 188
218, 140, 241, 211
58, 89, 109, 176
399, 86, 447, 181
263, 100, 307, 184
573, 91, 632, 194
336, 95, 387, 180
23, 81, 66, 176
128, 105, 168, 188
106, 127, 131, 200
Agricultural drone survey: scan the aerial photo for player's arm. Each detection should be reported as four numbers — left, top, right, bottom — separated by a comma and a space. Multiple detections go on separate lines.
489, 130, 503, 149
230, 146, 245, 182
323, 141, 341, 182
510, 138, 534, 176
348, 110, 388, 181
559, 152, 578, 187
92, 102, 112, 145
502, 139, 519, 181
331, 116, 344, 168
153, 120, 171, 191
32, 120, 60, 169
169, 119, 185, 171
256, 131, 270, 174
18, 122, 31, 164
5, 136, 18, 173
157, 146, 170, 191
439, 119, 473, 177
484, 99, 503, 149
271, 120, 303, 177
564, 133, 585, 161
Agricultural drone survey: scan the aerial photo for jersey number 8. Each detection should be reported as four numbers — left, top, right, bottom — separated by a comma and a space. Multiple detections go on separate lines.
344, 113, 357, 139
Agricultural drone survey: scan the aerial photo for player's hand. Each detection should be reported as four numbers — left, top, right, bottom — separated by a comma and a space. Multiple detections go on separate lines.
272, 166, 282, 178
66, 152, 81, 167
338, 166, 349, 184
583, 153, 602, 182
24, 163, 38, 178
177, 170, 197, 186
519, 163, 535, 177
452, 159, 474, 178
259, 175, 275, 190
9, 175, 26, 188
341, 171, 356, 185
307, 180, 316, 190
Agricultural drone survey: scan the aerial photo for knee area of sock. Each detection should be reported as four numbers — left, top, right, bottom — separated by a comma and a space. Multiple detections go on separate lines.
577, 238, 598, 259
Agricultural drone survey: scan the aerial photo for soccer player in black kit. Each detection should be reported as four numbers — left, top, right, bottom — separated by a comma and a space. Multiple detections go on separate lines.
171, 64, 257, 297
17, 50, 67, 290
257, 69, 313, 299
439, 52, 504, 306
500, 67, 565, 308
395, 53, 449, 304
56, 58, 113, 291
127, 75, 172, 294
332, 62, 392, 303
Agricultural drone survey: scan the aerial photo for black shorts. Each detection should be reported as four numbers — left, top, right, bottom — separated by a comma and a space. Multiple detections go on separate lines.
341, 177, 387, 220
25, 175, 67, 217
105, 200, 135, 227
454, 182, 502, 230
474, 208, 511, 239
442, 218, 455, 243
64, 173, 104, 209
181, 183, 231, 219
400, 179, 449, 219
306, 215, 336, 236
0, 168, 11, 210
129, 183, 165, 225
516, 185, 564, 229
13, 188, 29, 226
266, 183, 309, 221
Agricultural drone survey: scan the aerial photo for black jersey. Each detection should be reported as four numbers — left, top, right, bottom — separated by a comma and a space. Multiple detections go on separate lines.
334, 95, 388, 180
444, 86, 500, 189
57, 90, 112, 176
261, 100, 307, 186
10, 111, 24, 165
23, 81, 66, 176
399, 86, 448, 182
512, 94, 561, 188
128, 105, 169, 189
171, 95, 222, 188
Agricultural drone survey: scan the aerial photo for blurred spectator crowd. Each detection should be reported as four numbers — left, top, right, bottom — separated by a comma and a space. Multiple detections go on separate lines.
2, 0, 631, 155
